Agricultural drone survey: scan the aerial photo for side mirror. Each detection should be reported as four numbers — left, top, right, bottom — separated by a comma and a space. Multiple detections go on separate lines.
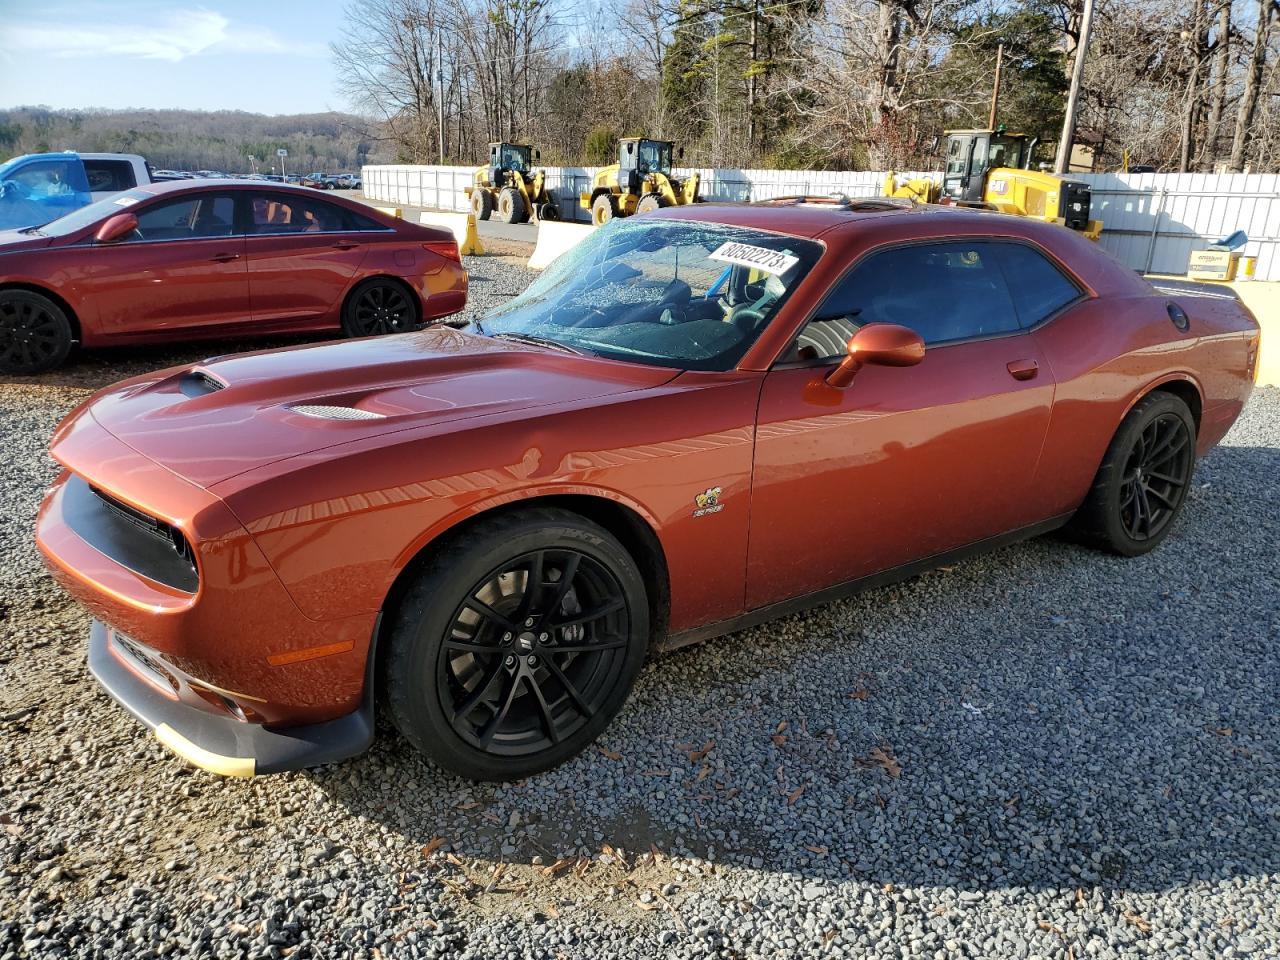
930, 135, 941, 154
677, 146, 684, 160
95, 212, 138, 244
825, 323, 925, 389
534, 149, 541, 161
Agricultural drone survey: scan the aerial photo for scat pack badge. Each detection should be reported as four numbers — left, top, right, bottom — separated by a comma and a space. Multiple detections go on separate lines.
693, 486, 724, 517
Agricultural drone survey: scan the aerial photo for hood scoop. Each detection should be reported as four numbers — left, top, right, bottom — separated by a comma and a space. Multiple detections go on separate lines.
177, 370, 227, 399
290, 404, 387, 421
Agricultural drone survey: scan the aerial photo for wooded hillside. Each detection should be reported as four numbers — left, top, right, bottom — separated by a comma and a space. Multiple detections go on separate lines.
0, 108, 387, 173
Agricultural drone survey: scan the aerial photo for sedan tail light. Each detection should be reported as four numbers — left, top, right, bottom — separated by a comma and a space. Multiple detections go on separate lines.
423, 240, 461, 263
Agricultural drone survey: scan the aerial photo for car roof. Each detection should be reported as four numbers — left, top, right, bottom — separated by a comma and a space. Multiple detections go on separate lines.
646, 199, 931, 239
129, 178, 332, 198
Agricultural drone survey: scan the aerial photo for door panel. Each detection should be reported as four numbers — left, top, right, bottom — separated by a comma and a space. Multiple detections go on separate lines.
80, 238, 250, 337
243, 192, 367, 324
746, 337, 1055, 609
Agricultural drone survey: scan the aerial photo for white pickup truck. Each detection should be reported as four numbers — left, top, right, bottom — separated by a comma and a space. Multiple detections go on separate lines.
0, 151, 155, 231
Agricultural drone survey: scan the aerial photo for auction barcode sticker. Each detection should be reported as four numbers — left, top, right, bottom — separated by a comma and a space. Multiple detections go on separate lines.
709, 242, 800, 276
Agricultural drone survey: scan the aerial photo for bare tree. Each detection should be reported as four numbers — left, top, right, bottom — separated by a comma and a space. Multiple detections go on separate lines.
1229, 0, 1279, 169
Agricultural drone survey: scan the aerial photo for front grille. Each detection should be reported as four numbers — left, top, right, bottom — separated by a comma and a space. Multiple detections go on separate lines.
91, 487, 196, 568
61, 476, 199, 593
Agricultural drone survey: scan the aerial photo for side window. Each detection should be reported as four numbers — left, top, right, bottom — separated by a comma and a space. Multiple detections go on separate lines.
793, 241, 1022, 360
345, 209, 390, 231
131, 194, 235, 241
84, 160, 137, 193
247, 193, 348, 234
7, 160, 86, 197
991, 243, 1081, 327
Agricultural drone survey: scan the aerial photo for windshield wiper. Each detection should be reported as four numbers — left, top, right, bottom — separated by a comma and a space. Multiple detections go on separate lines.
492, 332, 591, 356
17, 226, 47, 236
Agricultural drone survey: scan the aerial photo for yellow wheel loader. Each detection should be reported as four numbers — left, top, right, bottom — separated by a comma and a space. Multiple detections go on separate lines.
884, 129, 1103, 239
464, 142, 559, 225
578, 138, 700, 226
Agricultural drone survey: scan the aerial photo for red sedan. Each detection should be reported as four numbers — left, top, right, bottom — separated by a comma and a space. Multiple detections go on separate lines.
35, 199, 1259, 781
0, 180, 466, 373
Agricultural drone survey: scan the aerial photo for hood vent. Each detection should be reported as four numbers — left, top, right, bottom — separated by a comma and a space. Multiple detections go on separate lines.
290, 404, 387, 421
178, 370, 227, 398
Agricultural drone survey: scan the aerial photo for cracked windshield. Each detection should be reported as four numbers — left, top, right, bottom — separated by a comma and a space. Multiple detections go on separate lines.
476, 218, 822, 370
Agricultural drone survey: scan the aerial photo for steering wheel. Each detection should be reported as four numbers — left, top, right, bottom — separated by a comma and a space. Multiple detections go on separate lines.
730, 307, 768, 333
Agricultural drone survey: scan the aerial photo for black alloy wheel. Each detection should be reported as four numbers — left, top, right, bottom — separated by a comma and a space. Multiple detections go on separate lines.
1117, 412, 1193, 542
1069, 392, 1196, 556
385, 508, 649, 781
341, 279, 418, 338
0, 290, 74, 375
439, 547, 629, 755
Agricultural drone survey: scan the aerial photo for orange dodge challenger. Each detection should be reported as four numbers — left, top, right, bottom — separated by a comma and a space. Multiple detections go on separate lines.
36, 199, 1260, 781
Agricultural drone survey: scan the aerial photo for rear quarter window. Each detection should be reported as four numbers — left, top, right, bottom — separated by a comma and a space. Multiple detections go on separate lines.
84, 159, 137, 193
992, 242, 1082, 326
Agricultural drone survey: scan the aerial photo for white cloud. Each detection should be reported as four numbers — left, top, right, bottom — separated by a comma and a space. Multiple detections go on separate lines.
0, 8, 325, 63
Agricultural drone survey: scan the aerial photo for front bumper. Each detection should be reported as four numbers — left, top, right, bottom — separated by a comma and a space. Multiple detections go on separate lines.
90, 620, 374, 776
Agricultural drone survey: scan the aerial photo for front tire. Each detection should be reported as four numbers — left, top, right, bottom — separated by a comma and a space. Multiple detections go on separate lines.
470, 189, 493, 221
340, 278, 419, 338
0, 290, 74, 375
1068, 392, 1196, 556
591, 193, 616, 225
384, 509, 649, 781
496, 187, 527, 224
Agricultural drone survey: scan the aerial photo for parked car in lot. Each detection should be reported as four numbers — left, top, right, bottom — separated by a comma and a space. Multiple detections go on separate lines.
301, 172, 340, 190
35, 200, 1259, 781
0, 152, 153, 230
334, 173, 362, 190
0, 179, 466, 373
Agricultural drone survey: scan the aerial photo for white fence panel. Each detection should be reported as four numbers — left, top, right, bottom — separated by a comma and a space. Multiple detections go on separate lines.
362, 165, 1280, 280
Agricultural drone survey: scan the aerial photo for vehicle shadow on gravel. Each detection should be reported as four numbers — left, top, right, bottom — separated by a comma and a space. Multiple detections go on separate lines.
313, 442, 1280, 899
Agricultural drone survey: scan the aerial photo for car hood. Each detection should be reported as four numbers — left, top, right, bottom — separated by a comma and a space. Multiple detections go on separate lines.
0, 229, 55, 253
79, 327, 679, 489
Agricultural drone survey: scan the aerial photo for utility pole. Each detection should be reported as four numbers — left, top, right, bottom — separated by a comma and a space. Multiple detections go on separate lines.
1055, 0, 1095, 174
436, 34, 446, 165
987, 43, 1004, 130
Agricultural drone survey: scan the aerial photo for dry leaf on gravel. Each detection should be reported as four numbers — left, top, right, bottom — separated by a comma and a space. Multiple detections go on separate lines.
786, 785, 805, 805
858, 745, 902, 778
770, 734, 788, 747
597, 746, 622, 760
804, 844, 828, 855
542, 857, 575, 876
849, 687, 870, 700
1123, 910, 1152, 934
686, 740, 714, 763
421, 837, 446, 858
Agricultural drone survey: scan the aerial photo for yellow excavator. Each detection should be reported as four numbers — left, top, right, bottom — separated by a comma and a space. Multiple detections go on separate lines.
884, 128, 1102, 239
579, 137, 700, 225
465, 142, 558, 224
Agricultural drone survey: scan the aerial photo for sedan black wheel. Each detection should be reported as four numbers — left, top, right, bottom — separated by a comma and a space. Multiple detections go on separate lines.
341, 279, 418, 338
0, 290, 74, 375
385, 508, 649, 780
1069, 392, 1196, 556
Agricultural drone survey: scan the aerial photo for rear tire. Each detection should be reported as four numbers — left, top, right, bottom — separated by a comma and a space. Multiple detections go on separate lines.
591, 193, 616, 225
0, 289, 74, 375
384, 508, 649, 781
1067, 392, 1197, 556
496, 187, 527, 224
637, 194, 668, 213
340, 278, 420, 338
470, 189, 493, 221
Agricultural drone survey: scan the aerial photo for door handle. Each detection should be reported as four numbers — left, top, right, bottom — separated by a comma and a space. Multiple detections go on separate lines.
210, 252, 241, 262
1007, 358, 1039, 381
332, 240, 359, 250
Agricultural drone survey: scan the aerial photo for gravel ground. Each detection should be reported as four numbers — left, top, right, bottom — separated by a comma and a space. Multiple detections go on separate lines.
2, 256, 1278, 959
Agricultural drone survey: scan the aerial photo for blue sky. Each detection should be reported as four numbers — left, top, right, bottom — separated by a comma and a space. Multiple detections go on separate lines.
0, 1, 350, 115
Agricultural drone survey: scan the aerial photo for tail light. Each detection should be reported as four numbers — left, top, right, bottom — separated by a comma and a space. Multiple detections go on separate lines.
423, 240, 461, 263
